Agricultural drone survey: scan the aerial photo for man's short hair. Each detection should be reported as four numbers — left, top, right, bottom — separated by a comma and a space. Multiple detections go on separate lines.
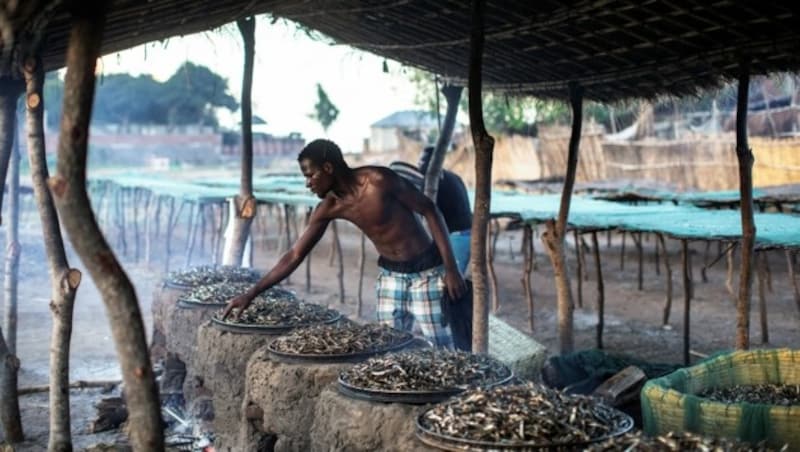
298, 139, 348, 170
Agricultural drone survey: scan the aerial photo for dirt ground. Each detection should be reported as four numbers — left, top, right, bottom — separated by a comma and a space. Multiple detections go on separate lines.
2, 195, 799, 450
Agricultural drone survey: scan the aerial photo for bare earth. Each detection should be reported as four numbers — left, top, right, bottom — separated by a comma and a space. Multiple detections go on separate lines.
2, 203, 799, 449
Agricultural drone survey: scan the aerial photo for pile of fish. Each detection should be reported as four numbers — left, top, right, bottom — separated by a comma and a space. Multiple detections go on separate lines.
587, 431, 787, 451
270, 323, 409, 356
341, 350, 510, 392
184, 282, 295, 306
215, 299, 337, 327
420, 383, 628, 446
698, 383, 800, 406
167, 265, 261, 288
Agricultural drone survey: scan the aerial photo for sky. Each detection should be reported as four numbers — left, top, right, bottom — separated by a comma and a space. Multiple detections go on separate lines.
97, 18, 422, 152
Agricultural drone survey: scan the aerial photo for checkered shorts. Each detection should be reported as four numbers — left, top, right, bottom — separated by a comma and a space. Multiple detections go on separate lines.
375, 264, 453, 349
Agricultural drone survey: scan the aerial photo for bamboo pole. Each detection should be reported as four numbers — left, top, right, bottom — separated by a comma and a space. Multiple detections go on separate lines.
682, 239, 692, 366
542, 81, 582, 355
735, 60, 755, 350
468, 0, 494, 354
591, 231, 604, 349
522, 225, 534, 332
47, 4, 164, 449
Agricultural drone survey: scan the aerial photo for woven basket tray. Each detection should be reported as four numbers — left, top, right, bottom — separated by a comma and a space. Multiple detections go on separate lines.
641, 348, 800, 449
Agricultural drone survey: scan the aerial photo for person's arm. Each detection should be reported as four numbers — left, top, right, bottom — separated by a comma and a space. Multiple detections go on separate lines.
222, 202, 331, 319
383, 169, 466, 300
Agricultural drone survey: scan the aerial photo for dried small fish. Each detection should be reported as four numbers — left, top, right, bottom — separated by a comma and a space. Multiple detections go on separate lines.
214, 298, 337, 327
167, 265, 261, 288
270, 323, 409, 356
697, 384, 800, 406
420, 383, 628, 446
587, 430, 787, 451
341, 350, 510, 392
183, 282, 294, 306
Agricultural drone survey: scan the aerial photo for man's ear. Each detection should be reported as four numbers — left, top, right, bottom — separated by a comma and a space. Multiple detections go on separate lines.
322, 161, 334, 174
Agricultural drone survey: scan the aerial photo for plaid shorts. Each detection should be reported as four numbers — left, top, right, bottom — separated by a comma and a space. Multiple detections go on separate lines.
375, 264, 453, 349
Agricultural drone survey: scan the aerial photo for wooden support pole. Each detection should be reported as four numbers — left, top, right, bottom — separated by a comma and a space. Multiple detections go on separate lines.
47, 3, 164, 448
183, 201, 195, 266
591, 232, 605, 349
467, 0, 495, 354
542, 81, 583, 355
786, 250, 800, 315
522, 225, 534, 332
574, 230, 583, 308
489, 219, 500, 313
726, 244, 736, 301
619, 231, 626, 271
658, 234, 673, 326
700, 241, 711, 283
357, 232, 366, 317
164, 197, 175, 272
756, 251, 769, 344
185, 202, 201, 268
633, 232, 644, 290
682, 239, 692, 366
213, 201, 226, 265
735, 60, 755, 350
654, 235, 661, 276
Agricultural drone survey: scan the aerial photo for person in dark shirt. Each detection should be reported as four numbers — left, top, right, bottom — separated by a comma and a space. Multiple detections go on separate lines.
390, 146, 473, 274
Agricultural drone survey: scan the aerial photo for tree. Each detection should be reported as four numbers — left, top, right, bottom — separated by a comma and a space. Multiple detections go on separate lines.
311, 83, 339, 133
161, 62, 238, 127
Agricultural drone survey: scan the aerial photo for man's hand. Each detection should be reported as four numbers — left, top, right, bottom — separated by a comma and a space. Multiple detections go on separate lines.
221, 293, 254, 321
444, 269, 466, 301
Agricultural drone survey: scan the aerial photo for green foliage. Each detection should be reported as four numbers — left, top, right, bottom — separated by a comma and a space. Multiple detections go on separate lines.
311, 83, 339, 132
42, 63, 238, 128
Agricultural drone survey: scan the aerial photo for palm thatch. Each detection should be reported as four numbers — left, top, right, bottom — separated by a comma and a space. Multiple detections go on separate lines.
33, 0, 800, 102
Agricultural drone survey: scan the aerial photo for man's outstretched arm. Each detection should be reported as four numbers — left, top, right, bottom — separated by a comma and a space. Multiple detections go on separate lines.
222, 204, 331, 319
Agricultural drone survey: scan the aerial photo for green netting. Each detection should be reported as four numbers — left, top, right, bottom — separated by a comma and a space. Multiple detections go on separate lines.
641, 349, 800, 447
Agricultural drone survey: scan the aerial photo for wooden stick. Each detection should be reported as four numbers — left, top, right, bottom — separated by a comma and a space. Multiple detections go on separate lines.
184, 202, 201, 268
633, 232, 643, 291
357, 232, 366, 317
658, 234, 673, 326
183, 202, 195, 266
682, 239, 692, 366
756, 251, 769, 344
284, 204, 292, 284
522, 225, 534, 332
574, 230, 583, 308
726, 244, 736, 301
654, 234, 661, 276
489, 219, 500, 313
132, 188, 140, 262
213, 201, 226, 266
18, 379, 120, 396
592, 231, 604, 349
786, 250, 800, 315
700, 241, 711, 283
164, 197, 176, 272
619, 231, 626, 271
764, 250, 773, 293
735, 60, 755, 350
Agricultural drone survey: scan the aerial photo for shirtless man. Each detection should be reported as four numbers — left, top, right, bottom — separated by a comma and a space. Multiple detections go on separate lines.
223, 139, 466, 348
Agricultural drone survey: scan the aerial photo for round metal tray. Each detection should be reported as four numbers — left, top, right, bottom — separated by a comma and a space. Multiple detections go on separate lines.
209, 311, 341, 335
177, 298, 226, 310
267, 333, 415, 364
415, 403, 634, 451
337, 367, 514, 405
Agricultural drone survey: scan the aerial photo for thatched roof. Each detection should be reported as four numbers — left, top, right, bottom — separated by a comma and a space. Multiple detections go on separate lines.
39, 1, 800, 102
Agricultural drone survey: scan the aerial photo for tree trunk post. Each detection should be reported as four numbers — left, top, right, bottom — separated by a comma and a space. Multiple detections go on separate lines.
468, 0, 495, 354
634, 232, 644, 290
488, 219, 500, 313
3, 121, 21, 356
726, 244, 736, 301
735, 60, 755, 350
658, 234, 673, 326
24, 53, 83, 452
0, 80, 23, 444
47, 4, 164, 449
542, 81, 583, 355
591, 231, 604, 349
222, 16, 257, 267
423, 84, 463, 201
